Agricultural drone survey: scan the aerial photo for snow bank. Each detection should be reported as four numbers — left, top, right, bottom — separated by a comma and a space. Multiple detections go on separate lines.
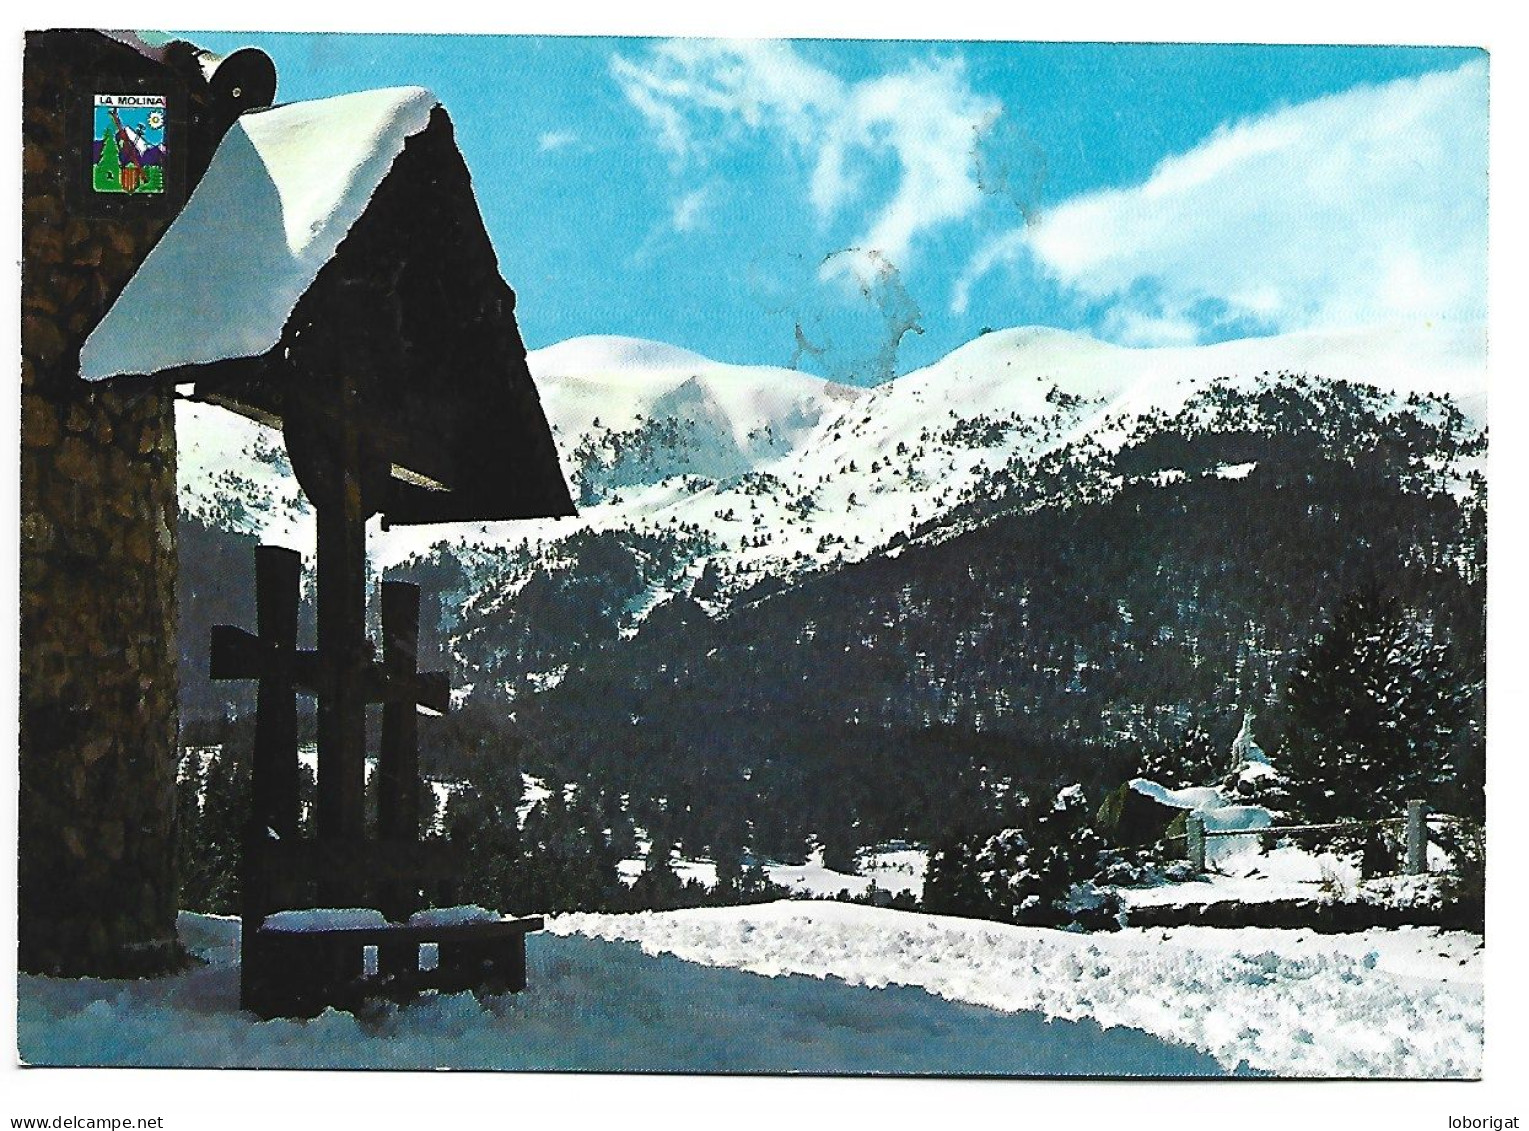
82, 87, 439, 380
408, 905, 501, 928
1121, 846, 1359, 908
18, 906, 1479, 1077
263, 908, 387, 932
551, 901, 1481, 1078
19, 912, 1226, 1075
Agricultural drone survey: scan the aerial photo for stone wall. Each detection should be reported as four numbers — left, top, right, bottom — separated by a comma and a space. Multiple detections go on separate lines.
19, 31, 208, 976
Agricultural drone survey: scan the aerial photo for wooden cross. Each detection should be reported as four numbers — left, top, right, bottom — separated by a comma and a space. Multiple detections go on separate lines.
209, 558, 450, 851
209, 545, 305, 840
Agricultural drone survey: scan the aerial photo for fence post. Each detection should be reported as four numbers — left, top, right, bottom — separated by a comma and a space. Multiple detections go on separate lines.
1406, 799, 1428, 876
1186, 813, 1206, 874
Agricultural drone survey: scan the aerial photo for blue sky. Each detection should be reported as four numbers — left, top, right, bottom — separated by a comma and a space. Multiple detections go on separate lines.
181, 32, 1487, 384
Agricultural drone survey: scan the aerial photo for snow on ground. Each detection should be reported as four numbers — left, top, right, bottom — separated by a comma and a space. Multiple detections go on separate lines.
615, 855, 719, 889
1120, 840, 1452, 908
19, 902, 1479, 1077
19, 911, 1228, 1076
762, 849, 870, 899
763, 846, 927, 901
552, 901, 1481, 1079
1123, 846, 1360, 907
859, 848, 928, 901
612, 845, 927, 899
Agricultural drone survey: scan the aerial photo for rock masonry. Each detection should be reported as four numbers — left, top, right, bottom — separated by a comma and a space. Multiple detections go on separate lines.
20, 30, 214, 976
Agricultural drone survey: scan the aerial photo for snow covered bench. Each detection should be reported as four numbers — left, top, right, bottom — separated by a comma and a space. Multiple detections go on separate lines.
240, 832, 543, 1017
214, 548, 543, 1018
248, 903, 541, 1017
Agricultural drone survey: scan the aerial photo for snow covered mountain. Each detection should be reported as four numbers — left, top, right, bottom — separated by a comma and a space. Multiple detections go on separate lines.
178, 320, 1484, 569
532, 334, 861, 506
175, 320, 1486, 721
429, 320, 1483, 590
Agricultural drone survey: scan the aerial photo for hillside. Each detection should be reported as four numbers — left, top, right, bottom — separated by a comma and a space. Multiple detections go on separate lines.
174, 322, 1487, 860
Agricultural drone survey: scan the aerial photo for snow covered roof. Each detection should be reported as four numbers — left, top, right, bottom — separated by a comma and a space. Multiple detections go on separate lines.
81, 87, 438, 381
78, 85, 575, 525
1127, 779, 1226, 812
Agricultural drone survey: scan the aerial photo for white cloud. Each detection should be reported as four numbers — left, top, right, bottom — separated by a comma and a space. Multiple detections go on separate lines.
613, 41, 999, 271
538, 130, 579, 152
671, 184, 715, 233
957, 60, 1488, 343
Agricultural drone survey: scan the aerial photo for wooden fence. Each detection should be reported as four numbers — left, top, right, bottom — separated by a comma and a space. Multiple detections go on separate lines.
1182, 799, 1445, 875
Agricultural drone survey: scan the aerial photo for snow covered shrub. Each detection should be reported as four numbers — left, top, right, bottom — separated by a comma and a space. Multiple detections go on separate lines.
924, 785, 1123, 930
1317, 860, 1357, 903
1092, 849, 1175, 889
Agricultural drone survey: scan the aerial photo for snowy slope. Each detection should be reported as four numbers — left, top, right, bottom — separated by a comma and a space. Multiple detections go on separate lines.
19, 905, 1479, 1076
176, 320, 1486, 615
177, 400, 311, 542
531, 334, 862, 498
685, 321, 1484, 578
554, 901, 1482, 1078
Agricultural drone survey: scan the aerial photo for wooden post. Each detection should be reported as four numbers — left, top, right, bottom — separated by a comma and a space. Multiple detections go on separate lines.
210, 544, 304, 1014
378, 580, 421, 980
1186, 813, 1206, 874
312, 373, 371, 911
1406, 799, 1428, 876
251, 547, 303, 840
378, 581, 422, 847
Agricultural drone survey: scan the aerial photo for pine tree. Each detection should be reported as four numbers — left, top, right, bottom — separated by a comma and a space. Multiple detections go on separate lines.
174, 749, 211, 910
923, 785, 1119, 928
628, 838, 685, 910
1281, 584, 1467, 827
1135, 724, 1221, 789
93, 129, 121, 191
444, 750, 525, 912
716, 810, 755, 896
189, 744, 249, 914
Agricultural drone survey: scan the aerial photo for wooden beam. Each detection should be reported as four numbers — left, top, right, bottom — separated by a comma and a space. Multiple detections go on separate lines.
213, 624, 445, 713
252, 546, 303, 840
313, 377, 370, 861
378, 581, 422, 844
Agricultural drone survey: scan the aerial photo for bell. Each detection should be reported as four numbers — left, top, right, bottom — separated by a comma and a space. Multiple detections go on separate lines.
191, 46, 278, 111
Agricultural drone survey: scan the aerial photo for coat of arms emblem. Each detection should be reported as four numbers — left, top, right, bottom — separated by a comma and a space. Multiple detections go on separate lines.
92, 93, 167, 194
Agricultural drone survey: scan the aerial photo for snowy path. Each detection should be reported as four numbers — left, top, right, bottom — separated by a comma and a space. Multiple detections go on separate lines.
19, 904, 1479, 1076
20, 912, 1225, 1075
551, 901, 1482, 1078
